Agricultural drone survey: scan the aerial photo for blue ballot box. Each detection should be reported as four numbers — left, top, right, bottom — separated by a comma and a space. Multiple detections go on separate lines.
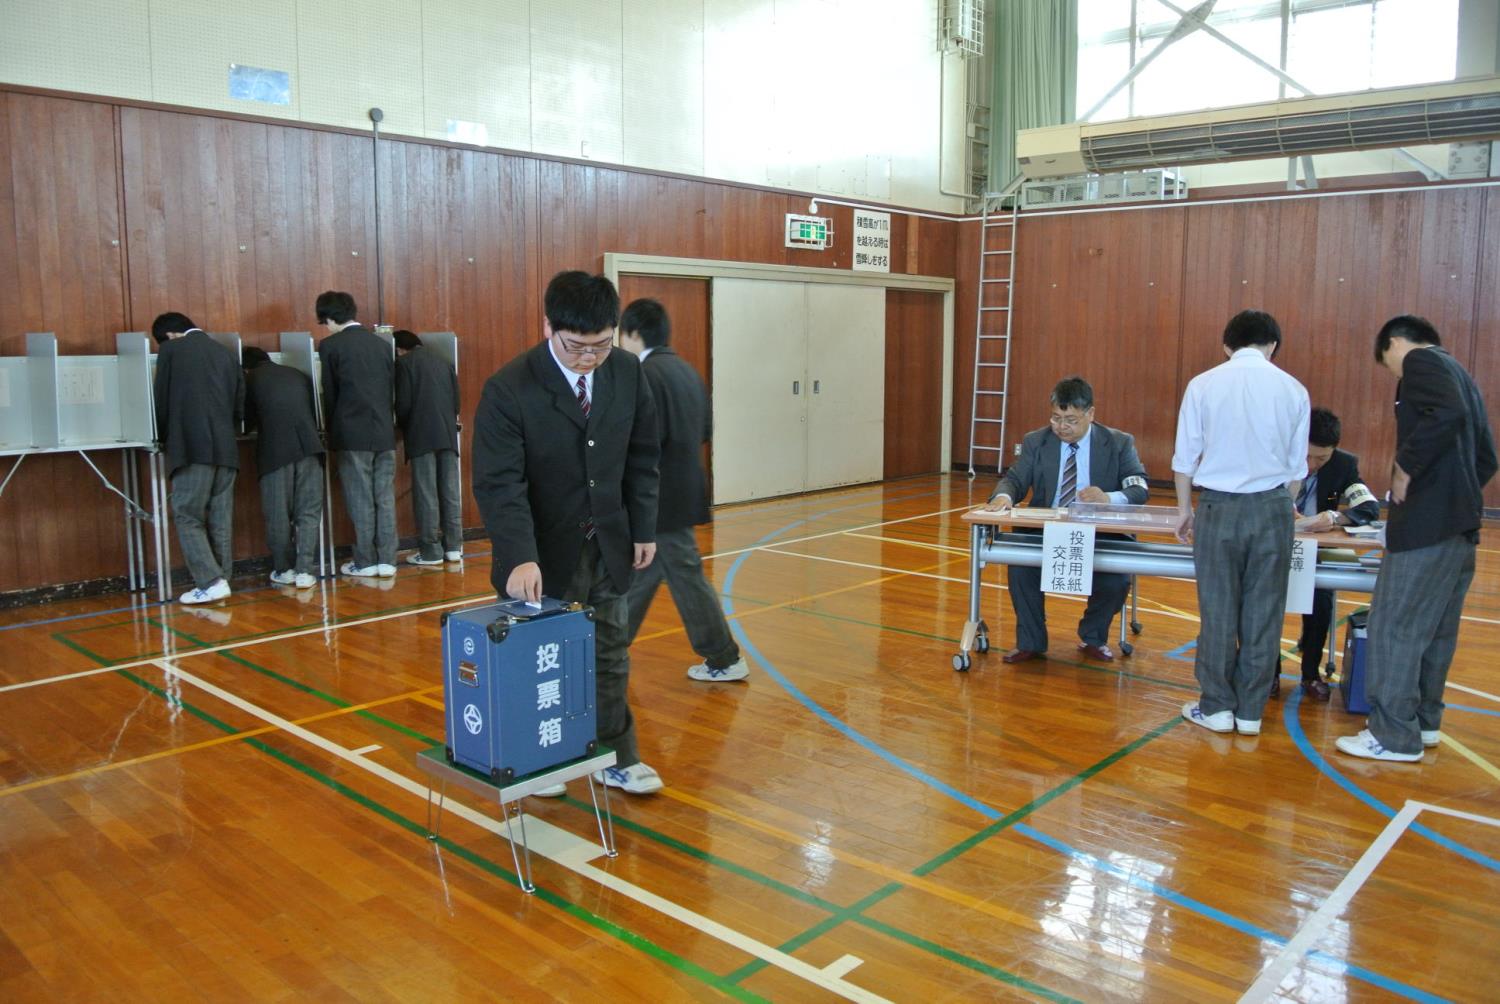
441, 597, 598, 782
1340, 610, 1370, 714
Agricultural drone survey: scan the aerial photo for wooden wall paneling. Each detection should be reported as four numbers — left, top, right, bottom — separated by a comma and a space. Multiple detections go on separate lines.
0, 93, 129, 593
1467, 188, 1500, 507
1008, 208, 1186, 481
883, 289, 945, 478
950, 219, 980, 467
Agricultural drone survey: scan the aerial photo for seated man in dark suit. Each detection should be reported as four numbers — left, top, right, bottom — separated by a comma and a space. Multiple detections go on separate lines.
242, 346, 324, 590
981, 376, 1149, 664
1283, 406, 1380, 701
473, 271, 663, 795
152, 312, 244, 605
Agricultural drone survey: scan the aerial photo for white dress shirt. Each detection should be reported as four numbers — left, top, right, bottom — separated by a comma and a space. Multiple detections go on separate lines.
548, 340, 594, 401
1171, 347, 1309, 493
1052, 427, 1127, 506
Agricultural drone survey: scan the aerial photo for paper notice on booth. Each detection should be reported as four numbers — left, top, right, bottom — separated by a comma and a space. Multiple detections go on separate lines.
1042, 521, 1094, 596
1285, 536, 1316, 614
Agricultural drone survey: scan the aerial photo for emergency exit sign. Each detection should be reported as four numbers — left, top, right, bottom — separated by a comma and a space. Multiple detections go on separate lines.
785, 213, 831, 249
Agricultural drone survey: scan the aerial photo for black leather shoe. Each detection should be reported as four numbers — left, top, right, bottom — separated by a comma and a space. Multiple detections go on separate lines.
1302, 679, 1331, 701
1002, 648, 1045, 665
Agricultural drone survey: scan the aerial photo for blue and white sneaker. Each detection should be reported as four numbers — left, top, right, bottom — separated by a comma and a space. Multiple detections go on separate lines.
687, 658, 749, 682
1182, 701, 1233, 733
592, 763, 664, 794
179, 579, 231, 604
1335, 729, 1422, 762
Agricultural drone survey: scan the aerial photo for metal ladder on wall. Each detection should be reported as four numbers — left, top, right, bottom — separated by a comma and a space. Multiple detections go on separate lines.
966, 195, 1018, 476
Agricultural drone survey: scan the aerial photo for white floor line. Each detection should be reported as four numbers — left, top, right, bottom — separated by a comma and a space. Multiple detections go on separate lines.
153, 659, 890, 1004
839, 531, 972, 556
823, 954, 866, 979
756, 546, 1206, 624
1239, 800, 1422, 1003
703, 504, 977, 561
1409, 800, 1500, 828
351, 744, 382, 756
9, 503, 978, 697
1446, 681, 1500, 704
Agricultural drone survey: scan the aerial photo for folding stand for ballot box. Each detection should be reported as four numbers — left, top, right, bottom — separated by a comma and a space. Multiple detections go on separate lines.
415, 745, 618, 894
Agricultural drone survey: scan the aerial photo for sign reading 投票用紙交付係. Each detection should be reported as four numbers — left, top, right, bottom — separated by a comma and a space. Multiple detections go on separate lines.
852, 210, 891, 272
1042, 521, 1095, 596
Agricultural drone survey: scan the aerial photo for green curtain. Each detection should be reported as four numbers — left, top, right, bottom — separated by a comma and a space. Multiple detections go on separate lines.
989, 0, 1078, 192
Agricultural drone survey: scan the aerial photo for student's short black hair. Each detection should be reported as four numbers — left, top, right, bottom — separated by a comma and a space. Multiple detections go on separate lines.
1223, 309, 1282, 353
620, 298, 670, 348
1309, 406, 1341, 448
151, 312, 196, 345
241, 345, 271, 369
393, 329, 422, 351
315, 290, 358, 325
1049, 375, 1093, 411
544, 271, 619, 335
1374, 314, 1441, 362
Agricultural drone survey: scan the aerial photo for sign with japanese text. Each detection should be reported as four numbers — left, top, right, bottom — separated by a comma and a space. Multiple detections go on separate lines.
1042, 522, 1095, 596
852, 210, 892, 272
1285, 537, 1316, 614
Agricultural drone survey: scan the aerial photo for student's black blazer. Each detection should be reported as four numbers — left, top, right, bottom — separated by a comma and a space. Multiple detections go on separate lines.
472, 342, 660, 596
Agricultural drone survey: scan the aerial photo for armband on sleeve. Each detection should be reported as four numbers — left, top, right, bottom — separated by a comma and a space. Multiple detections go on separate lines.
1342, 483, 1376, 508
1123, 475, 1148, 491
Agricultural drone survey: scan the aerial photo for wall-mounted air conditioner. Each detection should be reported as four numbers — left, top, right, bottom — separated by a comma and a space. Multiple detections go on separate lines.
1016, 76, 1500, 180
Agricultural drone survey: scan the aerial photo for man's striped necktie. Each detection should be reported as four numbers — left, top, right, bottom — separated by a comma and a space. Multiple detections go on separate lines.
1058, 443, 1079, 507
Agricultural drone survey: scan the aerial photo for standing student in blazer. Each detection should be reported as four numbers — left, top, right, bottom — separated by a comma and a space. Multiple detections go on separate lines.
472, 271, 663, 795
1284, 407, 1380, 702
982, 376, 1149, 664
619, 298, 748, 683
242, 346, 324, 590
152, 312, 245, 605
316, 291, 398, 578
1335, 316, 1496, 762
394, 330, 463, 566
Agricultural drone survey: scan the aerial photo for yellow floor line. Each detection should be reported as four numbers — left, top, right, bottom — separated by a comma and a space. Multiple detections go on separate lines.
1439, 733, 1500, 784
410, 693, 448, 712
659, 786, 1043, 931
0, 685, 441, 799
633, 555, 957, 644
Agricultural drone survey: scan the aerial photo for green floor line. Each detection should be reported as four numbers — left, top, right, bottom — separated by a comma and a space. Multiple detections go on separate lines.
150, 619, 440, 744
63, 654, 765, 1002
723, 715, 1183, 993
51, 588, 494, 663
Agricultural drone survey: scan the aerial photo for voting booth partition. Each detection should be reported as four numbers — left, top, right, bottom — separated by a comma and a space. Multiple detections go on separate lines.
1, 332, 164, 596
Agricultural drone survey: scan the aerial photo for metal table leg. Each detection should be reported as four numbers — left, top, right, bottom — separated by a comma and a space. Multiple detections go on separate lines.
954, 523, 989, 671
502, 800, 537, 894
587, 771, 618, 858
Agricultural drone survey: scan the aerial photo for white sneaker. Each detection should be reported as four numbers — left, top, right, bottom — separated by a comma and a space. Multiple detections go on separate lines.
293, 572, 317, 589
180, 579, 231, 604
592, 763, 664, 794
406, 554, 444, 566
376, 563, 397, 578
341, 561, 379, 578
1182, 701, 1233, 733
687, 658, 750, 682
1421, 730, 1442, 748
445, 550, 464, 562
1335, 729, 1423, 762
1235, 718, 1262, 736
269, 569, 296, 585
532, 783, 566, 798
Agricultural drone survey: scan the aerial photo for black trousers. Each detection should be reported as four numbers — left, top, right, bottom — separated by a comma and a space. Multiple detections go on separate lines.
1297, 588, 1335, 683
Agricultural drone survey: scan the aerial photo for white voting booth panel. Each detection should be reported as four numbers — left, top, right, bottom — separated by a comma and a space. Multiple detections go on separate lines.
711, 279, 885, 505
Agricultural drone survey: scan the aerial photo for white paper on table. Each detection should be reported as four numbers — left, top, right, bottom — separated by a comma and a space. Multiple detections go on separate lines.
1285, 536, 1316, 614
1042, 521, 1095, 596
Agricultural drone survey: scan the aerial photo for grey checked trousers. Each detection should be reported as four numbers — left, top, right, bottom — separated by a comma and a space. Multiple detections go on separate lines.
260, 455, 324, 576
337, 449, 396, 568
170, 463, 236, 589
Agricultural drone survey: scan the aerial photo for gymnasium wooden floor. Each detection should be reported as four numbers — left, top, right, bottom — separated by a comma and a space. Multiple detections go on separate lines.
2, 473, 1497, 1002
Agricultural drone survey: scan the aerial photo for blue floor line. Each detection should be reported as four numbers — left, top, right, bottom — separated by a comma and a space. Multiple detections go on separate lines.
1283, 687, 1500, 874
722, 512, 1447, 1002
1165, 640, 1196, 662
1448, 702, 1500, 719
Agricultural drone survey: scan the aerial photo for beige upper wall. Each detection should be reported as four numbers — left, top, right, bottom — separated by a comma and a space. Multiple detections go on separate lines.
0, 0, 969, 212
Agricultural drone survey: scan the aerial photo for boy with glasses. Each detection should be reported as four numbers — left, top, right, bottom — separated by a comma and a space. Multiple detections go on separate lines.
472, 271, 664, 794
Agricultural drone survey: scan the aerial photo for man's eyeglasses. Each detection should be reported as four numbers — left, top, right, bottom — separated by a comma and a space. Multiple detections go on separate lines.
1049, 414, 1085, 429
557, 336, 613, 358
